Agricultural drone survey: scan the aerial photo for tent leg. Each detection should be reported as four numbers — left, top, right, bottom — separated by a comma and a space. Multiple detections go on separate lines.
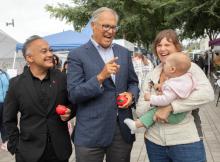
12, 51, 17, 69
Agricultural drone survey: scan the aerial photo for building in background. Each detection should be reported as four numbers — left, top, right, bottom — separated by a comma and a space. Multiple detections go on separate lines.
0, 30, 25, 75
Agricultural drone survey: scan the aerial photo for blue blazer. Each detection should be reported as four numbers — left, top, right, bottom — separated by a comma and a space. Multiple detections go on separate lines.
67, 40, 139, 147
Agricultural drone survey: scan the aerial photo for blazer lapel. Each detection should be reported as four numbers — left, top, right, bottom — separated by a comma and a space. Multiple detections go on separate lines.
86, 41, 115, 85
85, 41, 105, 71
113, 45, 122, 88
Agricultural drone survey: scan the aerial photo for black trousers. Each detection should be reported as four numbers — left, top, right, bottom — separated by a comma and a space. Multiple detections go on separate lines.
0, 102, 8, 143
16, 136, 68, 162
192, 108, 203, 138
75, 121, 133, 162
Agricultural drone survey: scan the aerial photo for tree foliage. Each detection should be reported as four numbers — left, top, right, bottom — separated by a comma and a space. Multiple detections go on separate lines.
165, 0, 220, 41
46, 0, 220, 48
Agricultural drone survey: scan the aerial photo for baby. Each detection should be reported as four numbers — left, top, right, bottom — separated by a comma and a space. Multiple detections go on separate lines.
124, 52, 197, 134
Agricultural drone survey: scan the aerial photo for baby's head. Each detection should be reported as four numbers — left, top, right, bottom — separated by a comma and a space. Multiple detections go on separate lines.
163, 52, 191, 78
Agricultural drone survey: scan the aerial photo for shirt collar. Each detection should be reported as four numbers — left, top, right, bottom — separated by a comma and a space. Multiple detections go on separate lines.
90, 37, 114, 50
28, 68, 50, 81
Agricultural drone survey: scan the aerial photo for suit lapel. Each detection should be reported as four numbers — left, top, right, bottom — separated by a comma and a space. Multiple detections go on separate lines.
85, 41, 105, 71
85, 41, 118, 86
86, 41, 115, 85
113, 45, 122, 88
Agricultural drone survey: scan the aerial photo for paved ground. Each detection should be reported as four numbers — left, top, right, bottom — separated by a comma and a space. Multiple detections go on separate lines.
1, 94, 220, 162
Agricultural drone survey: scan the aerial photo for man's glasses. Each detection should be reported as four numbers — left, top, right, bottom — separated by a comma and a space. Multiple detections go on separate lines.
96, 23, 119, 32
40, 48, 53, 55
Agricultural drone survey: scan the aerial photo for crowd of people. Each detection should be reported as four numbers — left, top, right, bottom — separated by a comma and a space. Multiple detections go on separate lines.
193, 52, 211, 76
0, 7, 215, 162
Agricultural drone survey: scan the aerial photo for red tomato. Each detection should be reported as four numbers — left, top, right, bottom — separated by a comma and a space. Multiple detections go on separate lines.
117, 95, 128, 107
56, 105, 67, 115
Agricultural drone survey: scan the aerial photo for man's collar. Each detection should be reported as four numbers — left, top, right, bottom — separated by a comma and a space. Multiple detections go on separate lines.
28, 68, 50, 81
90, 37, 114, 50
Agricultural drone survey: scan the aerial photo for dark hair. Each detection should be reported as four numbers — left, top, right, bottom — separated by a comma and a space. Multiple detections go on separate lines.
22, 35, 42, 58
53, 54, 59, 65
53, 54, 62, 70
153, 29, 182, 57
63, 61, 68, 68
62, 61, 68, 73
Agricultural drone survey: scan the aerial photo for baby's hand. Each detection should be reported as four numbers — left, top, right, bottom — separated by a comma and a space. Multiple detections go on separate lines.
144, 92, 151, 101
148, 81, 154, 88
154, 83, 162, 92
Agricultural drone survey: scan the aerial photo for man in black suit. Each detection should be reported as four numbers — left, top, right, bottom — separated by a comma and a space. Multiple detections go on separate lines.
3, 35, 74, 162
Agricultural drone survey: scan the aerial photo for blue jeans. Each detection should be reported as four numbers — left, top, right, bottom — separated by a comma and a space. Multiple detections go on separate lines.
145, 139, 206, 162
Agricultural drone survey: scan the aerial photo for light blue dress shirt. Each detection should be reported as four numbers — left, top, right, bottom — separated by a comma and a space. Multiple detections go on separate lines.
91, 38, 116, 83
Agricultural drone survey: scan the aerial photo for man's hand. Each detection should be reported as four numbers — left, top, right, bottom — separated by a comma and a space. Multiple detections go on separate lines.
118, 92, 133, 109
97, 57, 120, 84
153, 105, 173, 123
60, 108, 71, 122
144, 92, 151, 101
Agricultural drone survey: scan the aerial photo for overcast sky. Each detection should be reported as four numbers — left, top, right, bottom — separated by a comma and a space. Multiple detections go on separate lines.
0, 0, 74, 42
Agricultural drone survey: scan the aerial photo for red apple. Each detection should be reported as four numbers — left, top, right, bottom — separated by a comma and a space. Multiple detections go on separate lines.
117, 95, 128, 107
56, 105, 67, 115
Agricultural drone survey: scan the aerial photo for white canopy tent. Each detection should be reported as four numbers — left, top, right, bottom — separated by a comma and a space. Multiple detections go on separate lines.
113, 39, 135, 52
0, 30, 21, 77
0, 29, 18, 59
214, 46, 220, 52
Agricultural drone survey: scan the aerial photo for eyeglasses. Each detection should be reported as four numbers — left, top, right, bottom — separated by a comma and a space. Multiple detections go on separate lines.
40, 48, 53, 55
96, 23, 119, 32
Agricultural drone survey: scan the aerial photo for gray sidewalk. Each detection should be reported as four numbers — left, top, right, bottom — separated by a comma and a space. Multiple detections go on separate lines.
1, 99, 220, 162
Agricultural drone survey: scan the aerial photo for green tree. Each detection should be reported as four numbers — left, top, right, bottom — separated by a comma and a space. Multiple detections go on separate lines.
45, 0, 167, 48
165, 0, 220, 41
123, 0, 179, 47
46, 0, 220, 48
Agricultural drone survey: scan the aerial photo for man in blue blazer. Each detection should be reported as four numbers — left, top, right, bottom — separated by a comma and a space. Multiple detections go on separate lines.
67, 7, 139, 162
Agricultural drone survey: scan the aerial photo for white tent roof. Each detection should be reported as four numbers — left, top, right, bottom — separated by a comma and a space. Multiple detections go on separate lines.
214, 45, 220, 52
113, 39, 135, 52
0, 29, 18, 58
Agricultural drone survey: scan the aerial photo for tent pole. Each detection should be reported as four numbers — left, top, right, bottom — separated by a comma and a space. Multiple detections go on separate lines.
12, 51, 17, 69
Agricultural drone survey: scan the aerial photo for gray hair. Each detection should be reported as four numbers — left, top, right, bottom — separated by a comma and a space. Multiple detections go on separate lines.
22, 35, 42, 58
91, 7, 119, 23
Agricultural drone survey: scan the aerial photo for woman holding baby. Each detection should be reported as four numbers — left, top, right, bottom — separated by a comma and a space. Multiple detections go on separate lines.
136, 29, 214, 162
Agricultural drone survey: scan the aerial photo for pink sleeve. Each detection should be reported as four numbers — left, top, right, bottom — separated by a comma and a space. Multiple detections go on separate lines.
149, 73, 197, 106
165, 73, 197, 98
150, 86, 177, 106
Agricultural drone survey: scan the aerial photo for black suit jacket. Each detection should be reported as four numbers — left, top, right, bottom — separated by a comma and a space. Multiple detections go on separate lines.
3, 68, 74, 162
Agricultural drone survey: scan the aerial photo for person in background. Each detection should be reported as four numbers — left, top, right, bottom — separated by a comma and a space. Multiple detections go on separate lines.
213, 52, 220, 72
4, 35, 75, 162
62, 61, 68, 73
61, 60, 74, 136
132, 48, 154, 88
194, 55, 204, 70
136, 29, 214, 162
147, 52, 158, 67
213, 52, 220, 65
53, 54, 62, 71
0, 69, 9, 151
67, 7, 139, 162
204, 52, 210, 76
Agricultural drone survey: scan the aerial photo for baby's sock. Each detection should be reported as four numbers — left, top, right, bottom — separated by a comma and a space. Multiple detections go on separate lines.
124, 118, 137, 134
